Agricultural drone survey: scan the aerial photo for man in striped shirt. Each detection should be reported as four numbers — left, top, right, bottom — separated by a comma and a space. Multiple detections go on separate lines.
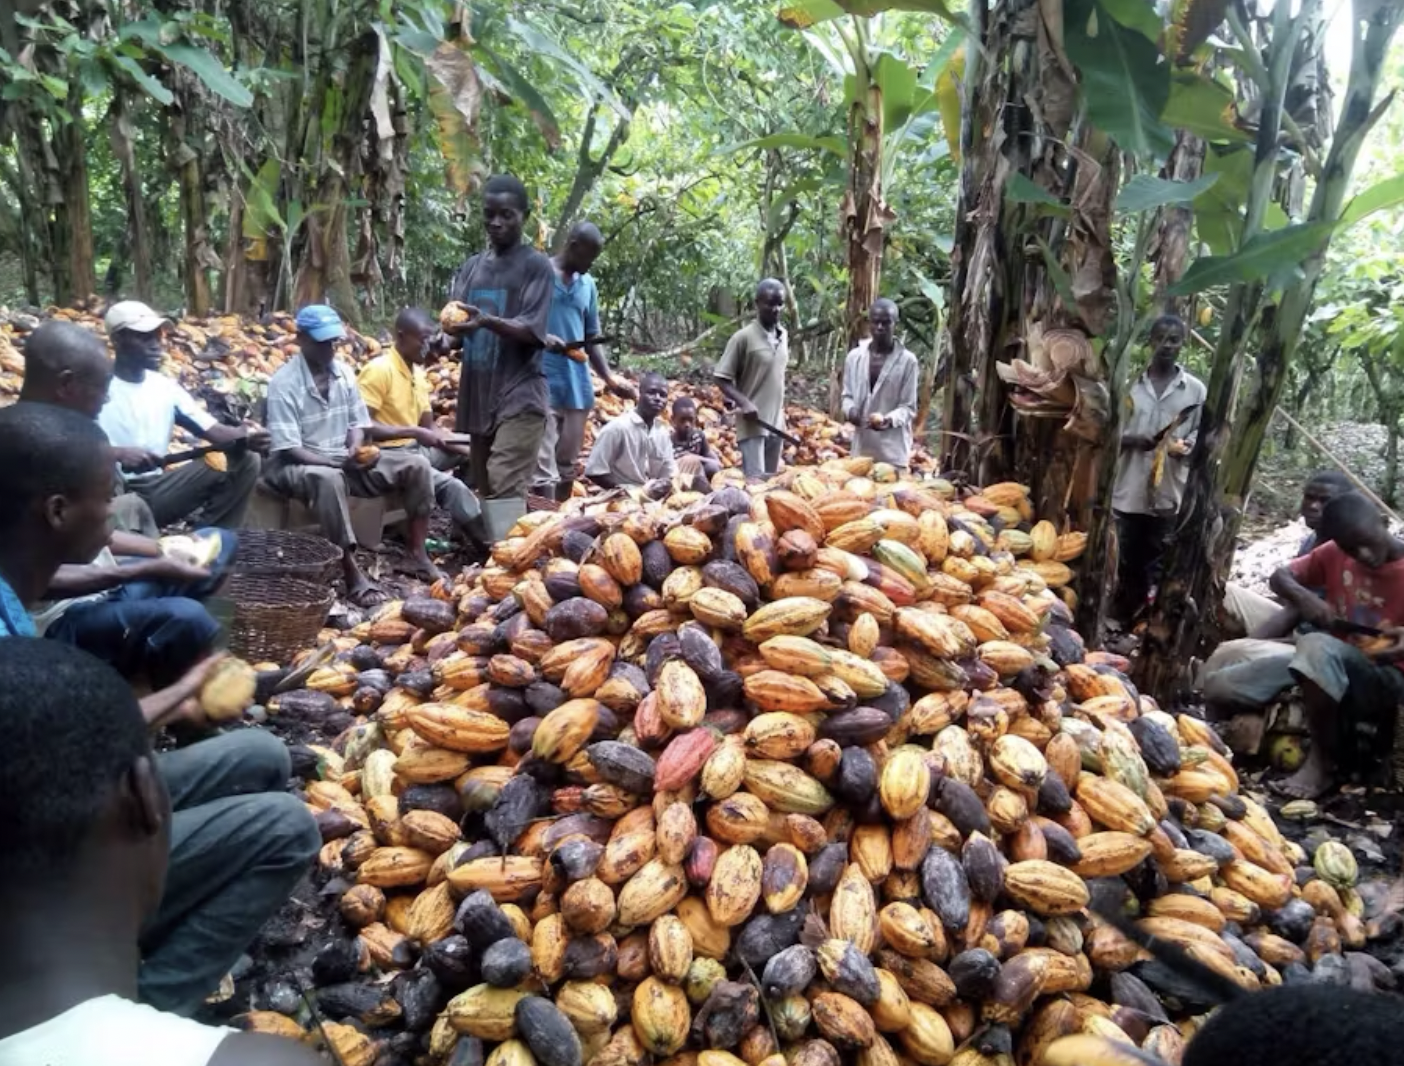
263, 306, 439, 603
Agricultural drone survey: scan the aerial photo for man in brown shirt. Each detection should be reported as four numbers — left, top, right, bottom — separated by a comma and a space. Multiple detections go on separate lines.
715, 279, 788, 478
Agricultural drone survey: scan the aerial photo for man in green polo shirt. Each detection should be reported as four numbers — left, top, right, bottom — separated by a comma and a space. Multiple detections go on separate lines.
715, 278, 788, 478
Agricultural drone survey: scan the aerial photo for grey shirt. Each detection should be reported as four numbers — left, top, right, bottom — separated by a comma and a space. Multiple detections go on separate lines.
1112, 364, 1206, 515
584, 410, 678, 486
715, 320, 788, 441
449, 241, 554, 436
266, 355, 370, 462
841, 339, 919, 468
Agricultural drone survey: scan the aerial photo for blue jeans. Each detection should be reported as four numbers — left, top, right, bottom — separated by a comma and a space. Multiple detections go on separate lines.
1290, 631, 1404, 775
47, 528, 238, 689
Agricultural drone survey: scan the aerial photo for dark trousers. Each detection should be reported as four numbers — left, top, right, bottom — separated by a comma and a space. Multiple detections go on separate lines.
1114, 511, 1174, 621
130, 450, 262, 528
46, 528, 237, 689
140, 730, 322, 1014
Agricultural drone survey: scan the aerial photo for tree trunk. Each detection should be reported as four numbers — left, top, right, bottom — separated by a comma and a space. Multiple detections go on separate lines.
292, 32, 377, 321
1283, 360, 1329, 450
551, 104, 632, 251
1219, 3, 1403, 505
109, 91, 153, 301
49, 87, 96, 305
1151, 129, 1206, 311
169, 93, 212, 316
0, 153, 41, 305
842, 78, 884, 350
1385, 414, 1400, 507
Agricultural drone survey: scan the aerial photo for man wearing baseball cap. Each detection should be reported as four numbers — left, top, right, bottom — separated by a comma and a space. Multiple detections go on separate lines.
263, 305, 441, 603
99, 300, 268, 530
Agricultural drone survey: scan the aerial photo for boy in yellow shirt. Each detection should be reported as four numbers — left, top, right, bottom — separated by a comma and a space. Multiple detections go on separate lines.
357, 309, 484, 546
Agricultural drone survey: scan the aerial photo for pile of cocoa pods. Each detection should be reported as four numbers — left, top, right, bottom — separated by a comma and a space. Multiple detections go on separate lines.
236, 461, 1383, 1066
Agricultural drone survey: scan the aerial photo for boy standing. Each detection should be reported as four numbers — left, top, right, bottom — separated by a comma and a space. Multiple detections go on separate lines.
535, 221, 635, 501
1111, 314, 1205, 621
440, 175, 554, 505
715, 278, 788, 478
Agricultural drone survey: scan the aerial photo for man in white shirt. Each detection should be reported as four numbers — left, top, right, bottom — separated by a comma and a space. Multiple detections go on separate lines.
584, 372, 677, 496
100, 301, 269, 529
16, 322, 233, 690
1111, 314, 1206, 623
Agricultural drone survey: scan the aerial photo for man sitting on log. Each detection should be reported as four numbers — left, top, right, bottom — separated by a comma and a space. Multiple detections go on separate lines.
264, 305, 441, 600
1219, 469, 1353, 636
99, 300, 269, 530
1219, 492, 1404, 799
0, 403, 320, 1018
584, 371, 677, 497
19, 317, 157, 535
1201, 472, 1368, 753
357, 307, 485, 549
18, 321, 235, 687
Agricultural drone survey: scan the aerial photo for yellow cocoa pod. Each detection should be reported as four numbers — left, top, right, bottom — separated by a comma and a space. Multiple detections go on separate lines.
405, 703, 510, 753
830, 862, 878, 953
601, 532, 644, 586
742, 671, 829, 714
446, 985, 528, 1040
689, 587, 748, 629
1002, 860, 1090, 916
758, 634, 832, 676
879, 747, 931, 820
199, 657, 257, 720
849, 612, 881, 657
632, 977, 692, 1056
357, 846, 434, 888
742, 597, 831, 642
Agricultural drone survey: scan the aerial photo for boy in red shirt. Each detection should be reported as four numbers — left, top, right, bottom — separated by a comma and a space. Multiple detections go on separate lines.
1269, 492, 1404, 798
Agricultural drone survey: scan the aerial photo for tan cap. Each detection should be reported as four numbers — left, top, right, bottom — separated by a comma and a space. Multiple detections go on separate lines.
104, 300, 169, 334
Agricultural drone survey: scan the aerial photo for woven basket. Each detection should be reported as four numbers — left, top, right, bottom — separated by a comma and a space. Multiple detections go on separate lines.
226, 573, 335, 664
527, 493, 561, 513
233, 528, 342, 584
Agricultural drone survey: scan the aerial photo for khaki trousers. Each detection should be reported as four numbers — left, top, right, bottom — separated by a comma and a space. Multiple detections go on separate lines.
471, 413, 546, 499
265, 450, 434, 549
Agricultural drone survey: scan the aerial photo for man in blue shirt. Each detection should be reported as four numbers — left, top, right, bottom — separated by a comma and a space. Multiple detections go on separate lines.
534, 221, 635, 501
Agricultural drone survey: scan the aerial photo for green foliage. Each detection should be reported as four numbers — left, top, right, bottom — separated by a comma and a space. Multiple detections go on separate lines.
1063, 0, 1174, 159
1115, 174, 1219, 214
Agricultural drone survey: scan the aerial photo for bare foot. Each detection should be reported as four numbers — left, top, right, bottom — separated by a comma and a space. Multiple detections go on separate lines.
1274, 749, 1336, 799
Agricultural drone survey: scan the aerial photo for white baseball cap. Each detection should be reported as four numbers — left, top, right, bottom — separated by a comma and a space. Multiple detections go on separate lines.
104, 300, 170, 334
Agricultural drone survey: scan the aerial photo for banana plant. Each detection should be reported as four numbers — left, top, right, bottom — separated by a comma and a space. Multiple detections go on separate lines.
1137, 0, 1404, 700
